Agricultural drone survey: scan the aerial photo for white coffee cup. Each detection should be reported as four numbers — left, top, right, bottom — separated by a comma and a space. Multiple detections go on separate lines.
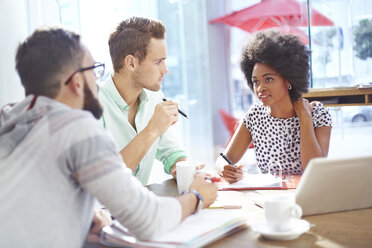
176, 161, 198, 194
264, 195, 302, 232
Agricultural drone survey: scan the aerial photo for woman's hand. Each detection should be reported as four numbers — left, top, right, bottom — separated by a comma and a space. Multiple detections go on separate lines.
293, 98, 317, 119
221, 164, 244, 184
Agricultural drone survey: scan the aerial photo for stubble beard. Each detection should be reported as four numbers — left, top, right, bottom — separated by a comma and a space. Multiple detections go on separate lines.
133, 69, 161, 92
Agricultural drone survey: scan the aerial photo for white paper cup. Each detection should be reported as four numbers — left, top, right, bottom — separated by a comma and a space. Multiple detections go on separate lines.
264, 195, 302, 232
176, 161, 198, 194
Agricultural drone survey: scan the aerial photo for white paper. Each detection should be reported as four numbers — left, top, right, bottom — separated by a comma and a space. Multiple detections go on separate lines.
153, 209, 244, 243
219, 173, 282, 190
101, 209, 246, 248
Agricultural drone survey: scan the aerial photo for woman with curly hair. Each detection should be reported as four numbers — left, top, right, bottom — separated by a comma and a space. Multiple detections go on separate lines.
217, 31, 332, 183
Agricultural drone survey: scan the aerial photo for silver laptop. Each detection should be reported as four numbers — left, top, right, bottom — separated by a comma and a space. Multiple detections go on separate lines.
296, 155, 372, 216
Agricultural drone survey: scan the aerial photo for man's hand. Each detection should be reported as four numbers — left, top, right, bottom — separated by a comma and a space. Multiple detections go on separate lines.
86, 209, 112, 243
189, 174, 218, 208
147, 100, 179, 137
170, 161, 205, 177
221, 164, 244, 184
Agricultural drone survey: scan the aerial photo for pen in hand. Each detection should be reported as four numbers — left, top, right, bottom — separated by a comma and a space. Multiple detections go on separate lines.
162, 98, 189, 119
219, 152, 237, 167
220, 153, 243, 183
204, 176, 222, 183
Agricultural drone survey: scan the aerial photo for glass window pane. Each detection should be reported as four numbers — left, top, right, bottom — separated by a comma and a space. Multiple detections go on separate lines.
158, 0, 214, 166
309, 0, 372, 158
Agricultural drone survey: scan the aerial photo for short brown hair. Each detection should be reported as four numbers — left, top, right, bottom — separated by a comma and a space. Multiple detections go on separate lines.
109, 16, 166, 73
15, 27, 85, 98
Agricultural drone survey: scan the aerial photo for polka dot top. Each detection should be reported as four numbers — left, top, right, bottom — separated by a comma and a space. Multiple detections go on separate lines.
243, 102, 332, 175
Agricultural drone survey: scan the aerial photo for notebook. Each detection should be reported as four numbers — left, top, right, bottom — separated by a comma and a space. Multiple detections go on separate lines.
295, 155, 372, 216
100, 209, 247, 248
253, 155, 372, 216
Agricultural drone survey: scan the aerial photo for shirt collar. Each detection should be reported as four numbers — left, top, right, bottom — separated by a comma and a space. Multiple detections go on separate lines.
138, 89, 149, 108
103, 75, 149, 110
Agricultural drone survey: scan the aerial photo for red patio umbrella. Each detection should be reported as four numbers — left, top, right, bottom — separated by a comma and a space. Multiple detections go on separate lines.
209, 0, 334, 33
273, 25, 310, 45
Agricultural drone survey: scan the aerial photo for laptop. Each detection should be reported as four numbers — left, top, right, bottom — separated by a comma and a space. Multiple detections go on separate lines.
252, 155, 372, 216
295, 155, 372, 216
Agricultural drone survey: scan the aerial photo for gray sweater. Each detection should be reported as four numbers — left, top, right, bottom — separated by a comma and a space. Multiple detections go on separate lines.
0, 96, 181, 248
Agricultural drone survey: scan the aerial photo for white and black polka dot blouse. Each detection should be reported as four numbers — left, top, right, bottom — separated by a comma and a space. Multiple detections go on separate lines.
243, 102, 332, 175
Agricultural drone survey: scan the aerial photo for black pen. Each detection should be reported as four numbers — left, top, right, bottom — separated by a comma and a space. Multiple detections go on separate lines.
219, 152, 236, 167
162, 98, 189, 119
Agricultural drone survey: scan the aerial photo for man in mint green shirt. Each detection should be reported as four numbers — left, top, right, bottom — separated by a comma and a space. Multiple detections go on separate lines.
99, 17, 190, 185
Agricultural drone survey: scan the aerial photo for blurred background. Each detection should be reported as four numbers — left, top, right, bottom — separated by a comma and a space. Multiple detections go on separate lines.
1, 0, 371, 171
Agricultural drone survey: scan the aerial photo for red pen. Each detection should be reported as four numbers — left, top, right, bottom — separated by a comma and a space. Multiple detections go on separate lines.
205, 177, 222, 183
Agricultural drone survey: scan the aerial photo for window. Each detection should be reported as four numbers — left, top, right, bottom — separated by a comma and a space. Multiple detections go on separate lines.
310, 0, 372, 157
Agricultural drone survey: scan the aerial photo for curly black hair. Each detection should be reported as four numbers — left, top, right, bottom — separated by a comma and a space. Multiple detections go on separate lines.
240, 31, 311, 101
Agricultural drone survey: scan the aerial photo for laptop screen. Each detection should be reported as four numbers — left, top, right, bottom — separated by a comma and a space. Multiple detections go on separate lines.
295, 155, 372, 216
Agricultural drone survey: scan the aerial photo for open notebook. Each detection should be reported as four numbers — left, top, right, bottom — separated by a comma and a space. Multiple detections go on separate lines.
100, 209, 246, 248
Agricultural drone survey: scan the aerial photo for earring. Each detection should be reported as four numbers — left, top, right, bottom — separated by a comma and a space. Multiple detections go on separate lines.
288, 84, 292, 90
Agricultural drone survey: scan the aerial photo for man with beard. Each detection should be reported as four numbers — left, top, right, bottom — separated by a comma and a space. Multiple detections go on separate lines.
0, 27, 218, 248
99, 17, 199, 185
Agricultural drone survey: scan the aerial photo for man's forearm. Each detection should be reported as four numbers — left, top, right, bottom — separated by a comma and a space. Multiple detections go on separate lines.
119, 126, 160, 171
177, 193, 198, 220
84, 166, 182, 240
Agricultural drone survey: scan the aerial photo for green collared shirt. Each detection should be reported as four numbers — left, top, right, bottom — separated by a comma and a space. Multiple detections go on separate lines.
98, 76, 188, 185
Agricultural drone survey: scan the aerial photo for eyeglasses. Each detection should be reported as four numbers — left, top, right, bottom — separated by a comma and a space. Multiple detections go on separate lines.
64, 62, 105, 85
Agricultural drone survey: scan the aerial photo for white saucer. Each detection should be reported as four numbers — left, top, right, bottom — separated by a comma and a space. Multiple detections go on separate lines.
251, 219, 310, 240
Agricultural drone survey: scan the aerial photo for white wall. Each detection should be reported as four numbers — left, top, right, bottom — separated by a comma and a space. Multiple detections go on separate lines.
0, 0, 28, 106
0, 0, 59, 106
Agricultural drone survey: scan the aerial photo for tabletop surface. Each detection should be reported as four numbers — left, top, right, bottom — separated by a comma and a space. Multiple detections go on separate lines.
85, 178, 372, 248
147, 178, 372, 248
